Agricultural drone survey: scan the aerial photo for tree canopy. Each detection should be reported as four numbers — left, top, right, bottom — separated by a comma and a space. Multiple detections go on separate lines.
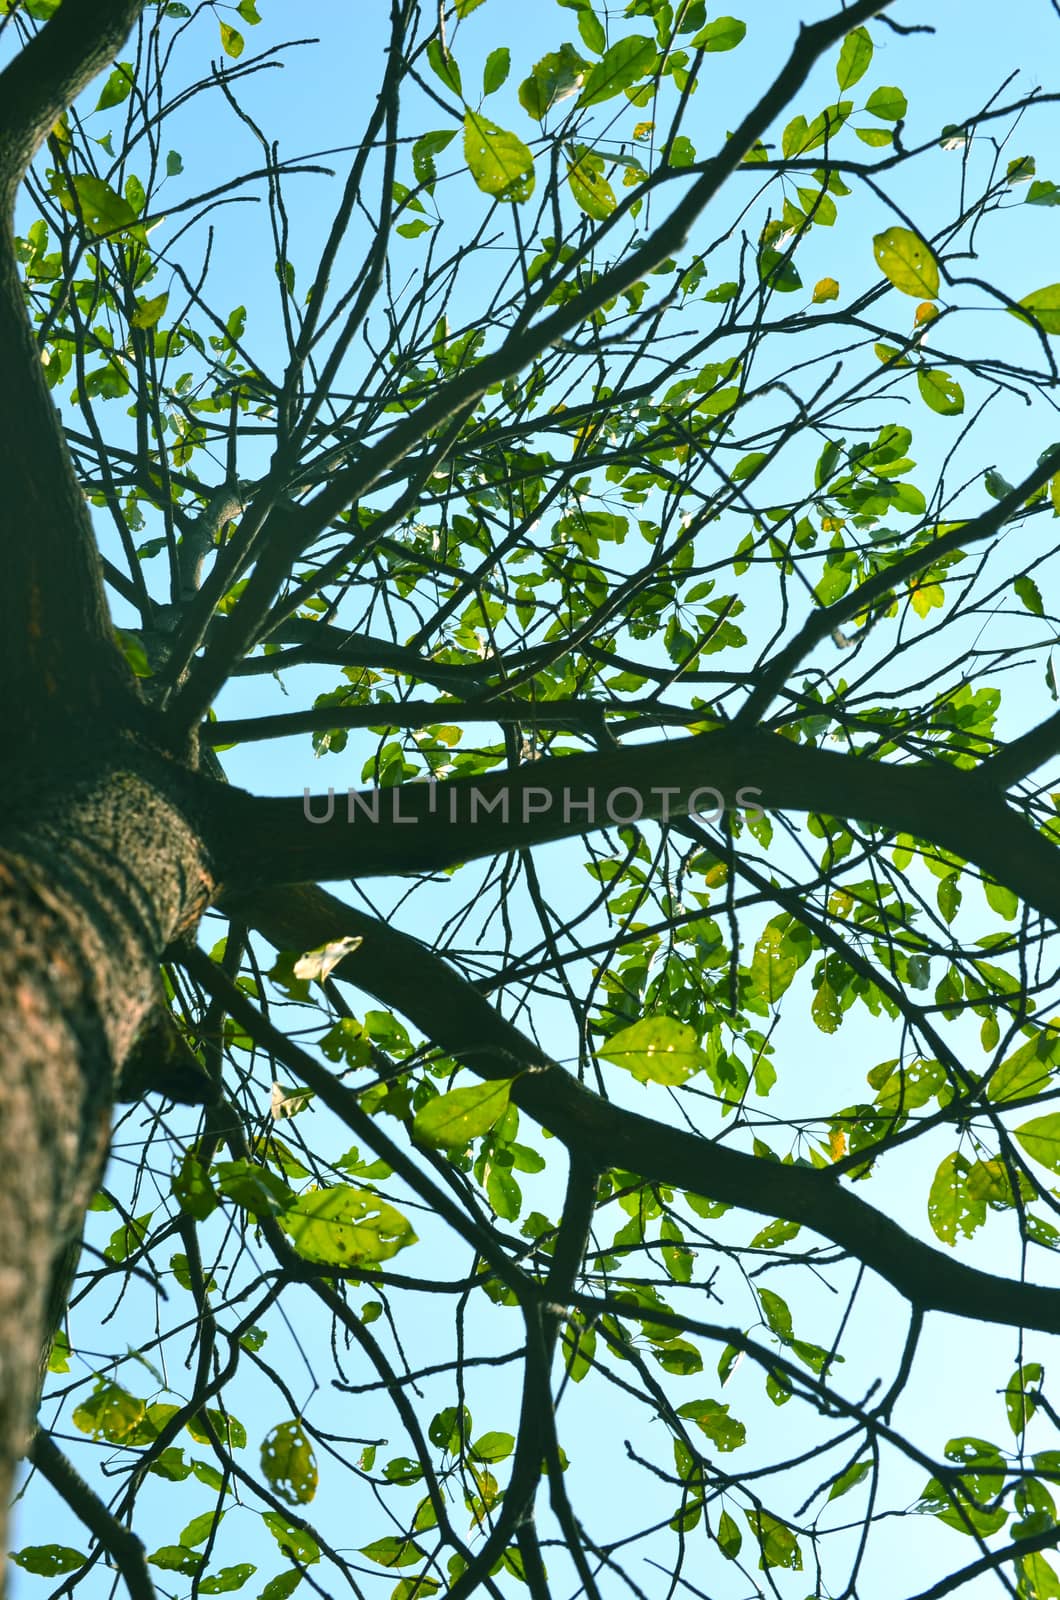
6, 1, 1060, 1598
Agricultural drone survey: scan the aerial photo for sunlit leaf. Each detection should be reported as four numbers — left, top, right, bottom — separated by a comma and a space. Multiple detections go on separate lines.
917, 369, 964, 415
599, 1016, 703, 1085
261, 1421, 319, 1506
463, 112, 535, 202
1012, 284, 1060, 334
1015, 1113, 1060, 1173
873, 227, 940, 298
836, 26, 873, 90
292, 935, 363, 983
413, 1078, 514, 1149
11, 1547, 86, 1576
578, 35, 656, 105
281, 1186, 417, 1265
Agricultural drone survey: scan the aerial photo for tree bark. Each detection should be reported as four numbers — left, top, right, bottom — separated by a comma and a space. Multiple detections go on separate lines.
0, 739, 213, 1563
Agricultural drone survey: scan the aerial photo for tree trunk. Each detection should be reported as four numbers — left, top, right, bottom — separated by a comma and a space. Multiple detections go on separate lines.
0, 738, 213, 1560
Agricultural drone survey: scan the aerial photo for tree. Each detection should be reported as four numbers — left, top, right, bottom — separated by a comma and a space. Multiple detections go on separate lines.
5, 0, 1060, 1593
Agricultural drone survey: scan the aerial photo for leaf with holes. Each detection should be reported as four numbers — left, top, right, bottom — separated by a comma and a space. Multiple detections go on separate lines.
599, 1016, 703, 1085
463, 113, 535, 202
261, 1421, 318, 1506
873, 227, 939, 298
281, 1186, 416, 1265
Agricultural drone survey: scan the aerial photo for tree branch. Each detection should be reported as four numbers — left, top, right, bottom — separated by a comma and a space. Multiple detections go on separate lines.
211, 729, 1060, 925
0, 0, 148, 203
737, 451, 1060, 728
226, 883, 1060, 1336
28, 1431, 156, 1600
0, 0, 148, 739
166, 0, 894, 734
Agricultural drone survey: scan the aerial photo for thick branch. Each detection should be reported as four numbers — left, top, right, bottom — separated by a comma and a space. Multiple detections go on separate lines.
0, 0, 148, 736
0, 0, 148, 202
212, 729, 1060, 925
227, 883, 1060, 1336
28, 1433, 156, 1600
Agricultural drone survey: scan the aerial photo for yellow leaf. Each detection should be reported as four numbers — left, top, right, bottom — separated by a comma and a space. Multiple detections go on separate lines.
813, 277, 839, 303
909, 580, 944, 618
829, 1128, 848, 1161
914, 300, 938, 326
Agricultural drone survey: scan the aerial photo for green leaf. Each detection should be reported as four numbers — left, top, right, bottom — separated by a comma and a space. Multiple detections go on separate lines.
219, 21, 244, 57
73, 1381, 147, 1443
471, 1430, 515, 1462
48, 1327, 71, 1373
828, 1459, 872, 1500
746, 1509, 802, 1571
937, 872, 961, 924
149, 1546, 204, 1576
1015, 574, 1045, 616
716, 1509, 742, 1557
578, 35, 657, 105
96, 63, 134, 111
567, 154, 617, 220
412, 128, 457, 189
836, 26, 873, 90
694, 16, 746, 52
261, 1421, 318, 1506
426, 37, 462, 95
482, 47, 510, 96
927, 1152, 987, 1245
280, 1186, 417, 1265
202, 1567, 256, 1594
989, 1030, 1059, 1102
758, 1287, 793, 1339
215, 1159, 294, 1218
360, 1536, 424, 1569
11, 1547, 86, 1576
653, 1337, 703, 1375
262, 1513, 320, 1566
750, 921, 799, 1003
413, 1078, 514, 1149
181, 1511, 222, 1548
1013, 284, 1060, 334
599, 1016, 703, 1085
518, 45, 589, 119
131, 292, 169, 330
1016, 1114, 1060, 1173
873, 227, 940, 298
1005, 1363, 1044, 1433
487, 1164, 522, 1221
463, 112, 535, 202
917, 369, 964, 415
187, 1409, 247, 1451
865, 85, 907, 121
258, 1571, 302, 1600
676, 1398, 746, 1451
57, 174, 140, 238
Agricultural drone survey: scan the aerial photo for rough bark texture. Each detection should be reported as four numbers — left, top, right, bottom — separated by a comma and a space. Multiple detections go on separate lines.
0, 740, 214, 1560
